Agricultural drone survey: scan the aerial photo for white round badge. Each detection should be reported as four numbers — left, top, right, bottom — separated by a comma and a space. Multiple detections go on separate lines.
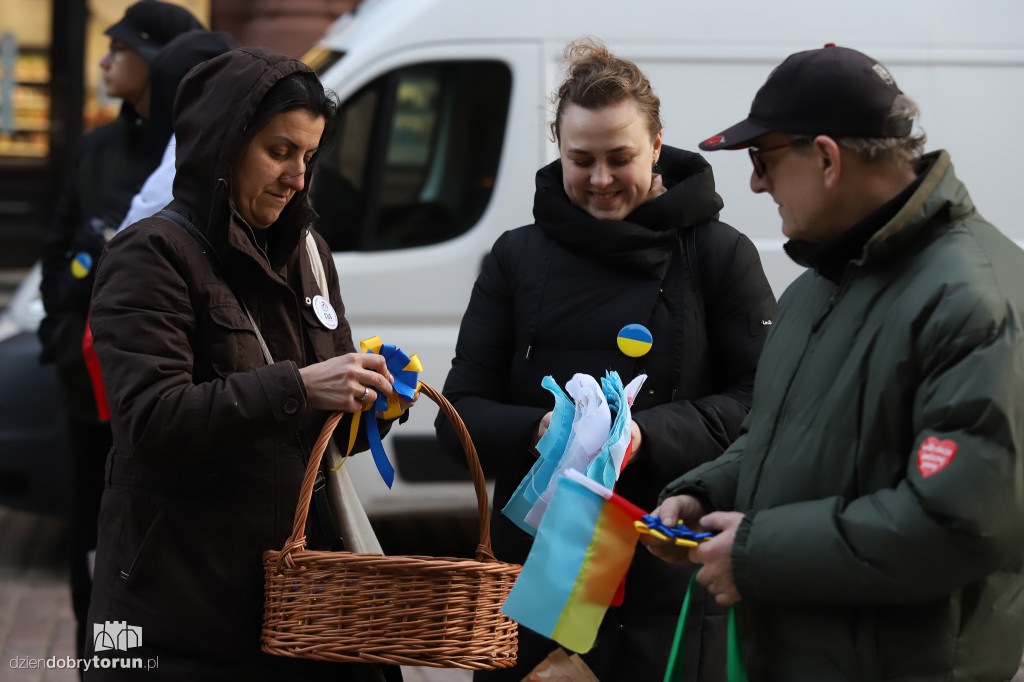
312, 295, 339, 330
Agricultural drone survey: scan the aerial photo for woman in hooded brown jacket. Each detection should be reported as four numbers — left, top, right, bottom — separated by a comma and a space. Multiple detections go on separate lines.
85, 48, 403, 681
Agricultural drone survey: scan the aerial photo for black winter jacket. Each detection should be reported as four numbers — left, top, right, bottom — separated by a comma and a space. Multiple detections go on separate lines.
436, 147, 776, 680
38, 104, 157, 420
38, 30, 238, 421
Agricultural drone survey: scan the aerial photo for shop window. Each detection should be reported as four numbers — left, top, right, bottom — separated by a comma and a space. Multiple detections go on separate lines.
311, 60, 512, 251
0, 32, 50, 160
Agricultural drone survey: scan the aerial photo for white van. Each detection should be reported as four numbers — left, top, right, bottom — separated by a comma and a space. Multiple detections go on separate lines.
3, 0, 1020, 517
303, 0, 1024, 515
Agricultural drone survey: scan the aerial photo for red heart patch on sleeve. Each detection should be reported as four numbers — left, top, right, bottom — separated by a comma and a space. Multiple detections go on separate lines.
917, 437, 957, 477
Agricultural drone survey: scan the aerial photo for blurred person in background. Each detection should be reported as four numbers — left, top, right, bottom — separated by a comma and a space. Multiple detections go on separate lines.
435, 39, 776, 681
110, 29, 242, 230
36, 0, 203, 665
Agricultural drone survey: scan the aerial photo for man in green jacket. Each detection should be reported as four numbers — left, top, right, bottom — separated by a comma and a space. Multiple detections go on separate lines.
644, 44, 1024, 681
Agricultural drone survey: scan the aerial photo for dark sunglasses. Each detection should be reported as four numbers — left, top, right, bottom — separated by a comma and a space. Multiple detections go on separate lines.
748, 142, 792, 178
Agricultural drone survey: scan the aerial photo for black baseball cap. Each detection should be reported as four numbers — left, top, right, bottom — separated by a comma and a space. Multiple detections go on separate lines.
105, 1, 205, 63
700, 44, 912, 151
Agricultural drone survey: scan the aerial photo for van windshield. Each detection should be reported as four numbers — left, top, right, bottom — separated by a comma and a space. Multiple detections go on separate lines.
310, 60, 512, 251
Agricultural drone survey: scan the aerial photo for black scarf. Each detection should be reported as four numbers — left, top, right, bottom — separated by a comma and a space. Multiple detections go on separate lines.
532, 145, 725, 278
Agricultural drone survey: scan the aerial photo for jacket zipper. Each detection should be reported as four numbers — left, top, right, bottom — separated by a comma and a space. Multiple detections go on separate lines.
750, 277, 847, 509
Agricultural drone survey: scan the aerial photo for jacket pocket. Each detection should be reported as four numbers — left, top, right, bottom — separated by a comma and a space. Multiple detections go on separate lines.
111, 495, 258, 659
205, 303, 265, 374
92, 488, 163, 597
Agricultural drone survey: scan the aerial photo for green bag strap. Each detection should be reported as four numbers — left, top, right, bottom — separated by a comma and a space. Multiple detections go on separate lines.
663, 573, 748, 682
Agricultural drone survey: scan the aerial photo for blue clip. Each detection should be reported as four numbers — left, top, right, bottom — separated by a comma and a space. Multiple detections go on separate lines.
636, 514, 716, 546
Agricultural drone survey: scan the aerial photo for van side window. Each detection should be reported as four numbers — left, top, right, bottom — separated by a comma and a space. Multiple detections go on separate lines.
311, 61, 512, 251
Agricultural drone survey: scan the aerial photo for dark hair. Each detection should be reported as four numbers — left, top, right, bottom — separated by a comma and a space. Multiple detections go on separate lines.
550, 38, 662, 143
242, 71, 339, 154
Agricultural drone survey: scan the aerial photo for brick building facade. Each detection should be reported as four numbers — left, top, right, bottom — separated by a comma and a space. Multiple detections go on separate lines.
213, 0, 360, 58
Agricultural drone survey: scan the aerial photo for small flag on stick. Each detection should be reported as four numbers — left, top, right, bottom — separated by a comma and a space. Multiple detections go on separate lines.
501, 469, 645, 652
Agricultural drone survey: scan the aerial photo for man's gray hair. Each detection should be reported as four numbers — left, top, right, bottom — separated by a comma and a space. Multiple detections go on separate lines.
791, 95, 926, 166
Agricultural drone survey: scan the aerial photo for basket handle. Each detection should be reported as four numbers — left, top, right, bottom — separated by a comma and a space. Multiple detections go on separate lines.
280, 380, 496, 564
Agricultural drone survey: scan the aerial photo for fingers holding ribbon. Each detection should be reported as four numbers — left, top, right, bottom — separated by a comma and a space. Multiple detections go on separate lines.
297, 351, 395, 413
342, 337, 424, 489
358, 337, 422, 419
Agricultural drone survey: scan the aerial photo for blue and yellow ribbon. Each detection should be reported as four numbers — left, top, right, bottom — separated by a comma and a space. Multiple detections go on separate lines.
338, 336, 422, 488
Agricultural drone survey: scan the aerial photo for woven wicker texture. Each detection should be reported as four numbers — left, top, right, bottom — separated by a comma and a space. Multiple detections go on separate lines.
262, 381, 522, 669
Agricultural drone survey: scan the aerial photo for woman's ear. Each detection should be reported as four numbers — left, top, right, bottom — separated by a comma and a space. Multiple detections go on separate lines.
652, 130, 663, 165
814, 135, 843, 190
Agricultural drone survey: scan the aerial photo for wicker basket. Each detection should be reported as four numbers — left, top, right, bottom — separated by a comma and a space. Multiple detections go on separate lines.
262, 381, 522, 669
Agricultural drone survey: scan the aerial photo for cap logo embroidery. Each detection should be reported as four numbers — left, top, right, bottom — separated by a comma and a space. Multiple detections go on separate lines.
872, 63, 896, 86
704, 135, 724, 147
917, 436, 957, 477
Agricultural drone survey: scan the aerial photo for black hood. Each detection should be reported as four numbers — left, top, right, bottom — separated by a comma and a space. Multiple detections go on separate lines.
146, 30, 239, 163
170, 47, 320, 267
533, 145, 724, 277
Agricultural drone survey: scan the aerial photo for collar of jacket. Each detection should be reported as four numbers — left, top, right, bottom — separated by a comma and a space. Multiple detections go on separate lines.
116, 100, 156, 158
784, 151, 963, 279
533, 145, 725, 278
784, 165, 924, 282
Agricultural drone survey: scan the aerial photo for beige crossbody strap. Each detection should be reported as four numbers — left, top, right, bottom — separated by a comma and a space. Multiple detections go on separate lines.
305, 229, 384, 556
305, 229, 329, 299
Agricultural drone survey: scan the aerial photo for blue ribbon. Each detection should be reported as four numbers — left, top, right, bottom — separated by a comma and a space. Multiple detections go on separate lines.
343, 337, 421, 488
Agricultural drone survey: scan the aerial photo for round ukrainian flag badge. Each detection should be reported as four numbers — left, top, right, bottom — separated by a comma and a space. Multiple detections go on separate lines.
617, 323, 653, 357
70, 252, 93, 279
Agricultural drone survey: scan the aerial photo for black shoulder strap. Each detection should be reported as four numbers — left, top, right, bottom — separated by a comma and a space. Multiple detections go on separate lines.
155, 209, 225, 271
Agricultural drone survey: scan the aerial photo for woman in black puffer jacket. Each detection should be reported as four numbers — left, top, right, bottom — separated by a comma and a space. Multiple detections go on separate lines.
435, 39, 777, 682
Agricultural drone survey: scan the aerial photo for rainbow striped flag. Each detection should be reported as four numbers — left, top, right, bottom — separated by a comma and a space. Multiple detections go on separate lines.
501, 469, 645, 652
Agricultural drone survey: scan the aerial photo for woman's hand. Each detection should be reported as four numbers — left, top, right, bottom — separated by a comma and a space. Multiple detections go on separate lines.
383, 392, 418, 419
627, 420, 643, 463
531, 411, 553, 447
299, 352, 394, 413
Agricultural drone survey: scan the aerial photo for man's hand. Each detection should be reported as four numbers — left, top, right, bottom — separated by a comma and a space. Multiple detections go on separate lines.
641, 494, 707, 565
689, 511, 745, 606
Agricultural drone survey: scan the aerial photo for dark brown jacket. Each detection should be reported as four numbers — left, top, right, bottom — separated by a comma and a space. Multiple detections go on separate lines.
86, 48, 390, 681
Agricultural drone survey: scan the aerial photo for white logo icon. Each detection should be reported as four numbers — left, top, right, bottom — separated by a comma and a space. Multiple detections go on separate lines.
872, 63, 896, 86
93, 621, 142, 652
312, 294, 339, 330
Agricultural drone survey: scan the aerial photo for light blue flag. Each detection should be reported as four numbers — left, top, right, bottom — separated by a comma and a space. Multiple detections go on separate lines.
586, 371, 632, 489
502, 375, 573, 536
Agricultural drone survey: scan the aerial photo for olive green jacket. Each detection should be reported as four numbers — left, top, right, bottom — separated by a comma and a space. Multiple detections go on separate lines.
664, 151, 1024, 681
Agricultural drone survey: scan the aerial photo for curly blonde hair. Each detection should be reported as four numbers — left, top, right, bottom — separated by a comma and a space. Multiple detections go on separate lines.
549, 38, 662, 143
